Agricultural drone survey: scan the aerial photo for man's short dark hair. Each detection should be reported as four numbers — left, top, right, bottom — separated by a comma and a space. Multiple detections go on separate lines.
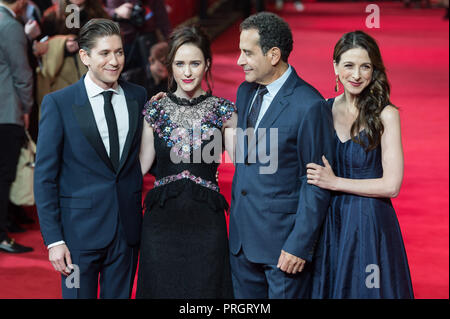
240, 12, 293, 62
78, 18, 121, 54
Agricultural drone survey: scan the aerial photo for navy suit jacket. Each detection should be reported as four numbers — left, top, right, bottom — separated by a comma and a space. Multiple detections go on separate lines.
229, 67, 335, 264
34, 76, 147, 250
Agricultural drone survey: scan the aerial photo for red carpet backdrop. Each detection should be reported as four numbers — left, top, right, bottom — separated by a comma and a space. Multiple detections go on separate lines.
0, 1, 448, 299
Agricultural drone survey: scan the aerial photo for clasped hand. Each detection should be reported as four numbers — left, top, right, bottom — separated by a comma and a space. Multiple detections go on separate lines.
306, 155, 337, 190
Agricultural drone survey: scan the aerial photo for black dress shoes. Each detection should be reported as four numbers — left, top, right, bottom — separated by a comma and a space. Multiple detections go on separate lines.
0, 238, 34, 253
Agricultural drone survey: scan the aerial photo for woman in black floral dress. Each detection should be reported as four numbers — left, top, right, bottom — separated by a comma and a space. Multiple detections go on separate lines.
136, 26, 237, 298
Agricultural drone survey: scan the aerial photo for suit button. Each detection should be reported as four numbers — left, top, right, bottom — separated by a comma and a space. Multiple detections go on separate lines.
241, 190, 247, 196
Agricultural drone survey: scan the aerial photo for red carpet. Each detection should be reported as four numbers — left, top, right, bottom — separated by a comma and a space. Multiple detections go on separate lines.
0, 2, 448, 299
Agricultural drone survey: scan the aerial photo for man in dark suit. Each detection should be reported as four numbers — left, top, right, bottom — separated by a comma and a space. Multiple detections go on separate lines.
229, 12, 334, 298
34, 19, 147, 299
0, 0, 34, 253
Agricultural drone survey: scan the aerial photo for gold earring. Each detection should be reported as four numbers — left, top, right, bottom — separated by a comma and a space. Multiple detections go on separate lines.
334, 75, 339, 92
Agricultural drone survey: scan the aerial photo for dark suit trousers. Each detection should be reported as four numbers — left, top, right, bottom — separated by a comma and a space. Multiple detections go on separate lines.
230, 249, 312, 299
0, 124, 25, 242
61, 223, 139, 299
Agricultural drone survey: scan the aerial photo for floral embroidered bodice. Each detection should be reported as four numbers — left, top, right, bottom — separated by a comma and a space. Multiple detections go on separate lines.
143, 93, 236, 193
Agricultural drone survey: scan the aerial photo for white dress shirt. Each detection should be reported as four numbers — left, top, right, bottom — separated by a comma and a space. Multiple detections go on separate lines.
47, 72, 129, 250
84, 71, 129, 159
250, 65, 293, 130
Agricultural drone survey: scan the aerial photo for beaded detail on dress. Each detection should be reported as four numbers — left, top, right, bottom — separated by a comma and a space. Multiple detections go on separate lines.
142, 93, 236, 161
154, 170, 220, 193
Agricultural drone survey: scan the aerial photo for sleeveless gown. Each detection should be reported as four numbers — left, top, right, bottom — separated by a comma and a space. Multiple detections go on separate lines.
311, 98, 414, 299
136, 93, 235, 298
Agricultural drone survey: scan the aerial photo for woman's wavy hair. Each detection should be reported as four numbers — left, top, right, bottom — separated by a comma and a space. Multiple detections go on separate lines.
166, 25, 213, 93
334, 30, 395, 151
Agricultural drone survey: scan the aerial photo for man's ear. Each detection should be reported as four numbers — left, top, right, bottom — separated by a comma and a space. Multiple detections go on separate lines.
79, 49, 90, 67
269, 47, 282, 66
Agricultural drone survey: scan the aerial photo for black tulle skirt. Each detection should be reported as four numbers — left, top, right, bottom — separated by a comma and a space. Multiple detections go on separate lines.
136, 180, 233, 299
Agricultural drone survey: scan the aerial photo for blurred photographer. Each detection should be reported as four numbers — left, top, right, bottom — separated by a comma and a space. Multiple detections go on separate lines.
104, 0, 172, 72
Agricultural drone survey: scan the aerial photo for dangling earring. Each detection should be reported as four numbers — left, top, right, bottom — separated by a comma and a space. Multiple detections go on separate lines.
334, 75, 339, 92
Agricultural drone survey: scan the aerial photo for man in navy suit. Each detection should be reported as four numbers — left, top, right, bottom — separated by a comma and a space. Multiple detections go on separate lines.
34, 19, 147, 299
229, 12, 335, 298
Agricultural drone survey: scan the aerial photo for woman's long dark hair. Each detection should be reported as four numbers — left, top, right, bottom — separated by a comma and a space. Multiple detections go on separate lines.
166, 25, 213, 94
334, 30, 395, 151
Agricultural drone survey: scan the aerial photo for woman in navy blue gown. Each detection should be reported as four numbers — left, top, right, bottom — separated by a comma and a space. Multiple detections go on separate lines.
308, 31, 414, 298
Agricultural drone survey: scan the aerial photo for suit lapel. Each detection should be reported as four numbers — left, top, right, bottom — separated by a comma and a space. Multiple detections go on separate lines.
72, 78, 116, 173
246, 71, 297, 161
118, 86, 139, 173
257, 92, 291, 130
72, 102, 116, 173
257, 70, 297, 130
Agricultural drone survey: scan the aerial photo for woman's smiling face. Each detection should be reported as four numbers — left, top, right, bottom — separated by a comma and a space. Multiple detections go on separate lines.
334, 47, 373, 96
